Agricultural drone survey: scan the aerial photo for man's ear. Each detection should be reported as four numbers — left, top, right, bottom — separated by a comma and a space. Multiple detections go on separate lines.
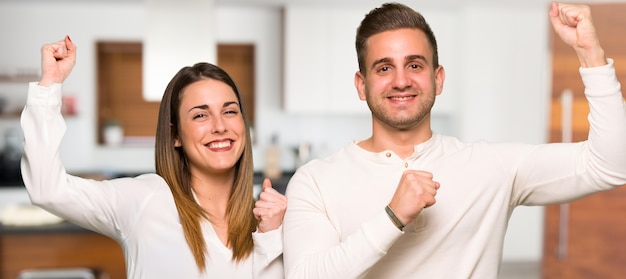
435, 65, 445, 96
355, 71, 367, 101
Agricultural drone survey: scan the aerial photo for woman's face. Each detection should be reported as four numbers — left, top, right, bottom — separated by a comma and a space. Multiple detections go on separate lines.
174, 79, 246, 176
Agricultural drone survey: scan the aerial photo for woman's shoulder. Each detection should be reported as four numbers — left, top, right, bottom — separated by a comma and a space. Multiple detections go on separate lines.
134, 173, 166, 183
109, 173, 175, 211
105, 173, 170, 194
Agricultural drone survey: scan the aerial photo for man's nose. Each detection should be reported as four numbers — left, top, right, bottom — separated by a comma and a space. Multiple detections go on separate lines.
392, 69, 411, 90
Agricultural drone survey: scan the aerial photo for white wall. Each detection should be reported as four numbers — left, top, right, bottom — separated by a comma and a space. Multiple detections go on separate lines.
0, 0, 566, 262
0, 2, 151, 173
454, 4, 551, 261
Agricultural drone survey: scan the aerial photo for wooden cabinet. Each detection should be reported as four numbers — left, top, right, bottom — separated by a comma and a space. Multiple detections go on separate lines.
543, 188, 626, 278
96, 42, 257, 145
543, 4, 626, 278
0, 223, 126, 279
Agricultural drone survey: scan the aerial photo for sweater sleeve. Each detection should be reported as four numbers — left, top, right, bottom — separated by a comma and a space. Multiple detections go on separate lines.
582, 59, 626, 186
283, 168, 403, 279
512, 59, 626, 205
19, 82, 136, 240
252, 226, 284, 278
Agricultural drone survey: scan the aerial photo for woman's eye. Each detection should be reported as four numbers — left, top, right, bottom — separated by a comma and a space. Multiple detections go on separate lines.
224, 110, 239, 115
192, 113, 207, 120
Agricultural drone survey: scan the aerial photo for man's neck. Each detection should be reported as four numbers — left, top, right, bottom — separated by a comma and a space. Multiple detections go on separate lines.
360, 124, 433, 159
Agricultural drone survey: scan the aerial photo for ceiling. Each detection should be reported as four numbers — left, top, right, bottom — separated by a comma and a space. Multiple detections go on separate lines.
3, 0, 626, 7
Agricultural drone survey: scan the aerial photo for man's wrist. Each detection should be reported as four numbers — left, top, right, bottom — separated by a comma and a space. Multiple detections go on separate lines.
576, 47, 606, 68
385, 205, 405, 231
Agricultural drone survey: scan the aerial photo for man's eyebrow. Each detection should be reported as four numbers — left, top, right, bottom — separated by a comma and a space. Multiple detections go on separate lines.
370, 57, 392, 70
406, 54, 428, 63
370, 55, 429, 70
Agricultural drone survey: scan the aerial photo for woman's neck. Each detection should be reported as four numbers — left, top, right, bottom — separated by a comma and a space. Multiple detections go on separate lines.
191, 169, 235, 218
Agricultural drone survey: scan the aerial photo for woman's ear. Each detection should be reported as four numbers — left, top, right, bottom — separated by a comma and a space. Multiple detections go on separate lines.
171, 122, 182, 147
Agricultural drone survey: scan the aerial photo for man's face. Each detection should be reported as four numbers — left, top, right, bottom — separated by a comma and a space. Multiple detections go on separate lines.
355, 28, 444, 130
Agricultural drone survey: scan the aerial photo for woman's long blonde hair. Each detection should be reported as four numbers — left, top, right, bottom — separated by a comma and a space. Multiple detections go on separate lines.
154, 62, 257, 271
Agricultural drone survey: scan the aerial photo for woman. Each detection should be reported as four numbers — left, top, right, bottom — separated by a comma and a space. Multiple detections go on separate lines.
21, 36, 286, 278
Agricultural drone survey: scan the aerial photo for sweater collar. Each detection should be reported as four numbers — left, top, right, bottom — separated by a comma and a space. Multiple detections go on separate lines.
349, 133, 439, 161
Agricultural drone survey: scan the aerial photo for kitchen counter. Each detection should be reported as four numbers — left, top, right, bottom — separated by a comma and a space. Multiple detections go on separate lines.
0, 221, 126, 279
0, 171, 294, 278
0, 220, 88, 234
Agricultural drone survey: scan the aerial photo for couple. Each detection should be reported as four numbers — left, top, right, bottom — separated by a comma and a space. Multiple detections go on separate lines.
21, 2, 626, 278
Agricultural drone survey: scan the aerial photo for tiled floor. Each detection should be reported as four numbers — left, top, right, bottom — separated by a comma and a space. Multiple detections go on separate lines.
499, 261, 541, 279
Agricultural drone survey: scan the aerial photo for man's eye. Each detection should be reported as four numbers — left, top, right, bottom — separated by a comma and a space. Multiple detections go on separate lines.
378, 66, 389, 72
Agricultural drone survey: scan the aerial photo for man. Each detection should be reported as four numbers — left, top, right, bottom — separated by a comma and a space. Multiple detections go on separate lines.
283, 2, 626, 278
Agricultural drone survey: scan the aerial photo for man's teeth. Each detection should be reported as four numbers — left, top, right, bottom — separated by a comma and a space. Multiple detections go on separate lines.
209, 141, 231, 148
390, 96, 413, 101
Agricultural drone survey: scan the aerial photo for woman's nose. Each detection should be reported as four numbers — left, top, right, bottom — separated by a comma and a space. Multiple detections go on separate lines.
211, 116, 227, 134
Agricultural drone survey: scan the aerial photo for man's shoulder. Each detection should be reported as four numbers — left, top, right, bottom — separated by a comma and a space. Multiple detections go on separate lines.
292, 144, 356, 176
